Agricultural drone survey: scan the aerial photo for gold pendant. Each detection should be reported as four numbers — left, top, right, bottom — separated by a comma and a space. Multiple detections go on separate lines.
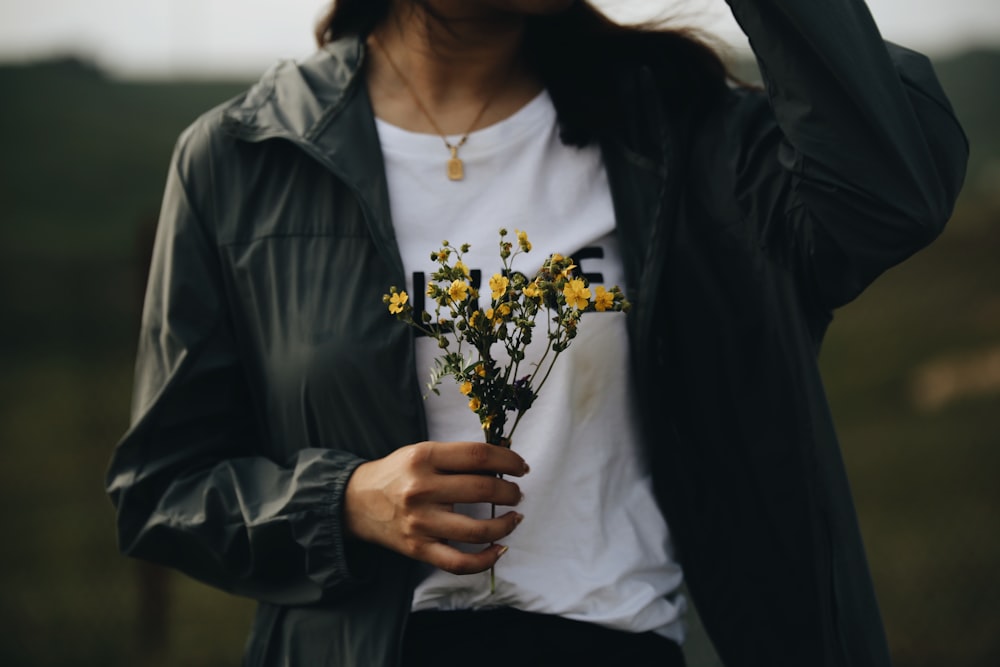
447, 146, 464, 181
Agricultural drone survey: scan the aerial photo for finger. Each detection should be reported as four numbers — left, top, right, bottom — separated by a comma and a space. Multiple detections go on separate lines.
418, 541, 511, 576
424, 473, 523, 506
426, 510, 524, 545
425, 441, 530, 477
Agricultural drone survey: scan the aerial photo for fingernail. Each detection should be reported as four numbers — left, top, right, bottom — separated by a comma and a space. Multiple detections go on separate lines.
497, 545, 510, 558
513, 513, 524, 526
523, 462, 530, 474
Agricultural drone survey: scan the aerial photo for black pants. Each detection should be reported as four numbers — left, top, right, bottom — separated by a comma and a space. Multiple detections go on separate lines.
402, 607, 687, 667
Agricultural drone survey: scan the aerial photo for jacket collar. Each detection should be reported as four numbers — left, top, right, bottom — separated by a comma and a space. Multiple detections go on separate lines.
219, 36, 674, 294
221, 36, 404, 281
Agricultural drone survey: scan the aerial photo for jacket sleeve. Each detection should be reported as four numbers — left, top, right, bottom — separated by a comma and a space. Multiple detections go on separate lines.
105, 126, 370, 605
718, 0, 968, 309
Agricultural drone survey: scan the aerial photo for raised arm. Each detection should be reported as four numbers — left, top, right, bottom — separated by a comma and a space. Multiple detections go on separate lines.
717, 0, 968, 308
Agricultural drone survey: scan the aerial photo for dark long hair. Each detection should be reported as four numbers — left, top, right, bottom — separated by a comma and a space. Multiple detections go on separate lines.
314, 0, 735, 146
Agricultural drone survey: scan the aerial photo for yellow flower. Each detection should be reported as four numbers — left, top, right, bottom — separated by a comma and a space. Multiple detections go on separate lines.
481, 414, 494, 431
594, 285, 614, 312
476, 364, 487, 377
459, 381, 472, 395
388, 291, 408, 314
455, 260, 470, 277
523, 281, 542, 299
489, 273, 509, 300
468, 397, 481, 412
487, 304, 509, 328
470, 310, 482, 327
558, 263, 578, 280
564, 278, 590, 310
515, 230, 532, 252
448, 279, 470, 302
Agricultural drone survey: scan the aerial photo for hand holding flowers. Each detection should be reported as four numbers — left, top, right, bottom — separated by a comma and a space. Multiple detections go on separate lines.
382, 228, 629, 591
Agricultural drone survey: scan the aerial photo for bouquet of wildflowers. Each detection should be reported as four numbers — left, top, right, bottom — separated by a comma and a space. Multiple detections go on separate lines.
383, 228, 629, 590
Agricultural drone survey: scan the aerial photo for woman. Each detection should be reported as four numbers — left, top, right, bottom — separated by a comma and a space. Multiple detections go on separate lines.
105, 1, 967, 665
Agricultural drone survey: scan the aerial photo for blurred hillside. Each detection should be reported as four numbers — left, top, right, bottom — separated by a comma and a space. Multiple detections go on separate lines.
0, 48, 997, 667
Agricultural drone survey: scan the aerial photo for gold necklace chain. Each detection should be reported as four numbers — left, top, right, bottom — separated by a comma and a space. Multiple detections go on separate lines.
370, 36, 508, 181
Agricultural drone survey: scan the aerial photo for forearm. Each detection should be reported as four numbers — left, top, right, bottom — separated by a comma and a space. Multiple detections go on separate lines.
108, 434, 372, 604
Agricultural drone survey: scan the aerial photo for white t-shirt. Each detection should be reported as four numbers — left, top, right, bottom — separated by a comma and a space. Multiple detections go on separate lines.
376, 90, 685, 642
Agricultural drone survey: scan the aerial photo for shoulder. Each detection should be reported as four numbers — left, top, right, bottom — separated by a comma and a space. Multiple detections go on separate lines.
541, 18, 736, 147
172, 35, 367, 178
694, 83, 778, 161
619, 31, 768, 152
171, 97, 240, 180
599, 38, 777, 174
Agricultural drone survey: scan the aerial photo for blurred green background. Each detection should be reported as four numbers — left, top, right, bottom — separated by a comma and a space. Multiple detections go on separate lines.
0, 47, 997, 667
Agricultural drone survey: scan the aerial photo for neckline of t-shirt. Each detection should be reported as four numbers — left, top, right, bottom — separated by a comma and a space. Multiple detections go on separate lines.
374, 88, 554, 160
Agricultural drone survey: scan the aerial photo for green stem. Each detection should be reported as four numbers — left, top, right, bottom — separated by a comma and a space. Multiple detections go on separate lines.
490, 500, 497, 595
532, 349, 563, 396
486, 431, 508, 595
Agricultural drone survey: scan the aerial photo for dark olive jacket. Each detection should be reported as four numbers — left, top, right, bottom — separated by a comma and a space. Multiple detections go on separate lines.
105, 0, 968, 665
